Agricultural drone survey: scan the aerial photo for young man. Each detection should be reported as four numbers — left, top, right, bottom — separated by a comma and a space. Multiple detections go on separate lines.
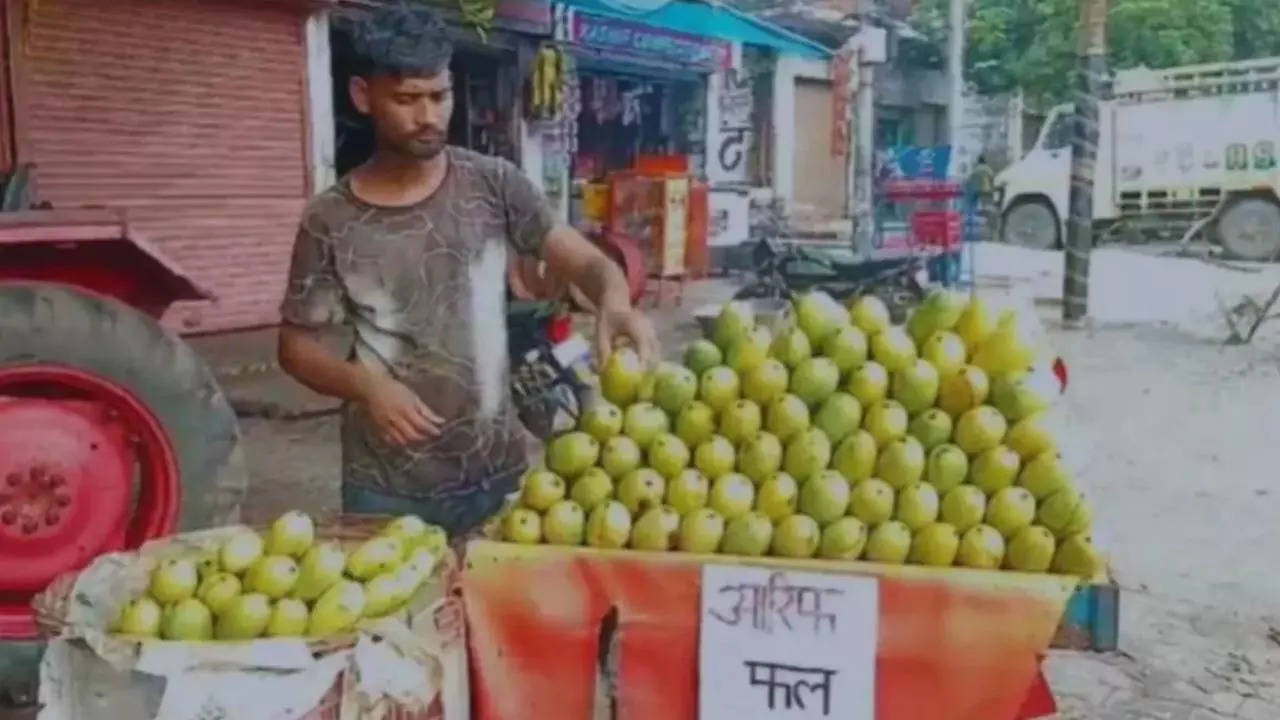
277, 5, 658, 537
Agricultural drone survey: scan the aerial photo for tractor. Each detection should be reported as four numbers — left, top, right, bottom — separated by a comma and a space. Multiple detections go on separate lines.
0, 175, 247, 710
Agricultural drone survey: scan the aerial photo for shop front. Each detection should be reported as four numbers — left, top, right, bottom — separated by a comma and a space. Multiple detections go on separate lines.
529, 0, 830, 281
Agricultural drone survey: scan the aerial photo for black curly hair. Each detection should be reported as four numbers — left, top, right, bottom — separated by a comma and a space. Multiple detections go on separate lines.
337, 2, 453, 79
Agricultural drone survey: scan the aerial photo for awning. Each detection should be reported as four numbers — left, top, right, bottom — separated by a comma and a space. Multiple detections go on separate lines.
557, 0, 831, 59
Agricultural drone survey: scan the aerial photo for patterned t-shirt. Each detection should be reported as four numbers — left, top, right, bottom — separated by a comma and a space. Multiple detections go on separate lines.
279, 146, 555, 498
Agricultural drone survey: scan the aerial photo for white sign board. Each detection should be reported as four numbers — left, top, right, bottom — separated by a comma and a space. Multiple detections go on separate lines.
699, 565, 878, 720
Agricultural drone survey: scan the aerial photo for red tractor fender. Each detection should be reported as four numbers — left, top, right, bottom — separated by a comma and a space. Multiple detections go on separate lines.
0, 208, 212, 319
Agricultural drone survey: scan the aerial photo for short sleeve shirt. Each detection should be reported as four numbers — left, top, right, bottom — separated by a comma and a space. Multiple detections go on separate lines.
279, 147, 555, 498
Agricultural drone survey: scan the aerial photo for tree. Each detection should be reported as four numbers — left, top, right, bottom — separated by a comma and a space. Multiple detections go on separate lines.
911, 0, 1276, 107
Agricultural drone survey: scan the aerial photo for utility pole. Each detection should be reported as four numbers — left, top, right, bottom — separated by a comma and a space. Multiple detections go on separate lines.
1063, 0, 1108, 324
946, 0, 965, 156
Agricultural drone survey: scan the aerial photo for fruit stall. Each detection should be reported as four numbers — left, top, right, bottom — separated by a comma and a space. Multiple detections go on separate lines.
473, 287, 1117, 719
29, 287, 1117, 720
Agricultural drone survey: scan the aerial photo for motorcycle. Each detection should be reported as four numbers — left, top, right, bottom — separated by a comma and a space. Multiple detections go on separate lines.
507, 298, 595, 441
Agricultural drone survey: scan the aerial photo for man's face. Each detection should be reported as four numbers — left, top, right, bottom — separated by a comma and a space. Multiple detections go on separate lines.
351, 69, 453, 160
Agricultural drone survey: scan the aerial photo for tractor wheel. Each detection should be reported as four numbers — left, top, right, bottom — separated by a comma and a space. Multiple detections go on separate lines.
0, 282, 246, 647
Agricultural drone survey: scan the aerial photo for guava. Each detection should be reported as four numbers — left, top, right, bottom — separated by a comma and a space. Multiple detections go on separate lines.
712, 301, 756, 351
799, 470, 852, 525
267, 598, 310, 636
679, 508, 726, 553
245, 555, 300, 600
954, 406, 1008, 456
743, 358, 790, 406
648, 433, 691, 479
819, 517, 869, 560
938, 365, 990, 418
926, 444, 969, 493
876, 436, 926, 490
630, 506, 682, 551
892, 359, 940, 413
864, 521, 912, 564
266, 510, 315, 559
544, 500, 587, 546
822, 325, 869, 373
922, 331, 967, 375
709, 473, 756, 520
617, 468, 666, 515
765, 393, 811, 441
699, 366, 742, 413
771, 514, 821, 558
970, 445, 1022, 495
684, 339, 723, 376
790, 357, 840, 406
601, 348, 645, 406
908, 522, 960, 566
832, 430, 878, 483
863, 400, 909, 448
1004, 525, 1056, 572
570, 467, 614, 512
719, 399, 763, 445
783, 428, 832, 480
547, 431, 602, 479
985, 486, 1037, 538
1018, 452, 1071, 500
216, 592, 272, 640
674, 401, 717, 448
1051, 534, 1104, 578
666, 469, 711, 515
813, 392, 863, 445
622, 403, 669, 451
579, 401, 624, 442
956, 524, 1006, 569
848, 478, 896, 526
586, 500, 633, 549
600, 435, 643, 479
521, 470, 567, 512
721, 511, 775, 556
908, 408, 953, 451
726, 326, 773, 375
870, 326, 918, 373
738, 431, 784, 483
694, 435, 737, 479
895, 482, 940, 532
769, 326, 812, 369
755, 472, 800, 522
848, 295, 891, 335
939, 485, 986, 532
846, 361, 890, 406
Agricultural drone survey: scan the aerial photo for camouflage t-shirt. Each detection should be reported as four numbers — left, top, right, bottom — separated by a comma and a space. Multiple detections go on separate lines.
279, 146, 554, 498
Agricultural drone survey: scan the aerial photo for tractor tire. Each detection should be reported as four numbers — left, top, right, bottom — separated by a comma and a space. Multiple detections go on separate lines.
0, 281, 247, 531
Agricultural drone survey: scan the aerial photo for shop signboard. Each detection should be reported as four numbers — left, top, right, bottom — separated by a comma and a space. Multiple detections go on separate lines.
709, 68, 755, 184
597, 0, 677, 12
421, 0, 552, 35
699, 565, 878, 720
569, 10, 732, 70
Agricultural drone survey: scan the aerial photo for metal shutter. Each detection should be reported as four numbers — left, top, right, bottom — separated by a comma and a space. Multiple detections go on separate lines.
12, 0, 310, 331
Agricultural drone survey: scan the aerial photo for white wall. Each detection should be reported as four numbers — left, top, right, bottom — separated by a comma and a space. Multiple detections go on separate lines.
304, 11, 337, 194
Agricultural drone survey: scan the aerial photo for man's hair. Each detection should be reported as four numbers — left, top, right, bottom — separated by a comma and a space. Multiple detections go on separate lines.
339, 3, 453, 79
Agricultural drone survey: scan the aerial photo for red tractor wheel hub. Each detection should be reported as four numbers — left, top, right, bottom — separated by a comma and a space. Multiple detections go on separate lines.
0, 365, 180, 639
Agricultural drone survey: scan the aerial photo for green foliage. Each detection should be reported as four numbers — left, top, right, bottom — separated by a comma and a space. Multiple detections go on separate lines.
912, 0, 1280, 107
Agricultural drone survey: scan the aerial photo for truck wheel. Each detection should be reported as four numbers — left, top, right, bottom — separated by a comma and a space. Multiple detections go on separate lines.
1002, 199, 1061, 250
1215, 196, 1280, 261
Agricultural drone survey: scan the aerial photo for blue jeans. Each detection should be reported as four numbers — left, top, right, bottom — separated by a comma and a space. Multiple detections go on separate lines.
341, 468, 520, 538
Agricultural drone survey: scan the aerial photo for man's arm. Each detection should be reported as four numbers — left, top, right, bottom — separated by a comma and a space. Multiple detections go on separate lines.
541, 224, 660, 366
278, 327, 442, 447
276, 221, 441, 448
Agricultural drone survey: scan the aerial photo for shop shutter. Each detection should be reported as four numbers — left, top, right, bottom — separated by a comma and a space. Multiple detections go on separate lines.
13, 0, 310, 331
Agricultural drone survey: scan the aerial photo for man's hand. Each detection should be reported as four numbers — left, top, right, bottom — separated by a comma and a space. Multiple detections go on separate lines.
541, 226, 661, 367
359, 372, 443, 447
596, 303, 660, 369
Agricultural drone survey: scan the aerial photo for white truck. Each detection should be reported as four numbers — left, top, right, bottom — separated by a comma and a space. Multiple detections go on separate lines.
995, 56, 1280, 260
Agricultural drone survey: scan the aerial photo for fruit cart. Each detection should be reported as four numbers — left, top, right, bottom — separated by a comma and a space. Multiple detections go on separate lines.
460, 542, 1117, 719
473, 284, 1116, 719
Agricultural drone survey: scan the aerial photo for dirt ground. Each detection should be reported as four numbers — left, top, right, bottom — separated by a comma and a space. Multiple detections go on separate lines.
230, 245, 1280, 719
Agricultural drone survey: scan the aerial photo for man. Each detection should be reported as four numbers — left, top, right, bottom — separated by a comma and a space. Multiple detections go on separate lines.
277, 5, 658, 538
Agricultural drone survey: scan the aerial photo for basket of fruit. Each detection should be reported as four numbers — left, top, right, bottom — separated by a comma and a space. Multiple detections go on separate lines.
32, 512, 465, 720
